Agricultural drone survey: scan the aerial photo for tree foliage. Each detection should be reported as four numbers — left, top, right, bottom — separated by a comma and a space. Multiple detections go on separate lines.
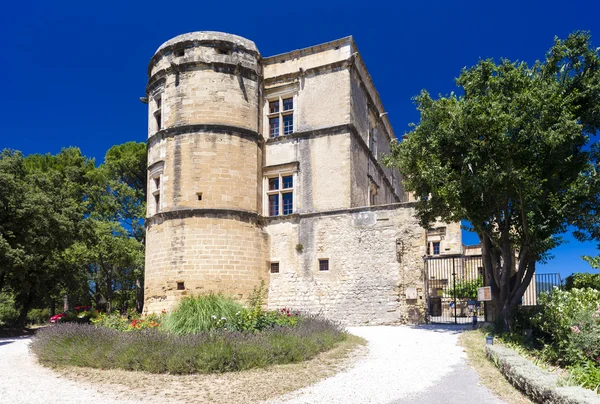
0, 142, 147, 326
384, 31, 600, 330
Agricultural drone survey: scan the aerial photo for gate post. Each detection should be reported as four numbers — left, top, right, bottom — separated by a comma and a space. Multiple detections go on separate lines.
452, 258, 457, 324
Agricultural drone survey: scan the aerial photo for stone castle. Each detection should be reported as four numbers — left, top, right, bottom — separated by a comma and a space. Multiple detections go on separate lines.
143, 32, 463, 324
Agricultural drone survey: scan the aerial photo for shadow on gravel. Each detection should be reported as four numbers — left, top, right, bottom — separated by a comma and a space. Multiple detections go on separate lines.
408, 324, 473, 334
0, 340, 15, 347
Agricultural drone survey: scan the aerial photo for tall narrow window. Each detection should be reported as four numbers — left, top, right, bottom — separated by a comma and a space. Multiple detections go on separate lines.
369, 130, 377, 158
432, 242, 440, 255
266, 173, 295, 216
266, 96, 294, 138
153, 95, 162, 132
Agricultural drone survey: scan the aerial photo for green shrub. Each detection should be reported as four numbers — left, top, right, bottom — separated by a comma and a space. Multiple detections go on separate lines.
164, 294, 244, 334
531, 287, 600, 365
31, 316, 347, 374
565, 273, 600, 291
0, 292, 20, 326
567, 360, 600, 391
27, 308, 51, 325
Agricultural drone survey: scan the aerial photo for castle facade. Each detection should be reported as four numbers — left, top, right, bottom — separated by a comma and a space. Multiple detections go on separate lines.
144, 32, 462, 324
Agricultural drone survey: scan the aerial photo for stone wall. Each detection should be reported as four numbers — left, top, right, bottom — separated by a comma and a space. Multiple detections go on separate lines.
145, 213, 269, 314
266, 204, 428, 325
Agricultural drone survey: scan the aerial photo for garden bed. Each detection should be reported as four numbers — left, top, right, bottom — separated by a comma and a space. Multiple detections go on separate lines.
31, 317, 347, 374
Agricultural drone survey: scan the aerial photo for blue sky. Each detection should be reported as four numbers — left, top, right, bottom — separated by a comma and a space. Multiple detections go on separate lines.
0, 0, 598, 279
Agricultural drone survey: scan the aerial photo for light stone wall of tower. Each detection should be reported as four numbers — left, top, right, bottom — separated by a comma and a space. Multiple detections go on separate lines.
144, 32, 268, 314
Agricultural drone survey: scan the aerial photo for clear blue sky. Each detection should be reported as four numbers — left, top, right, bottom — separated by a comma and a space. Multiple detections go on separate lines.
0, 0, 598, 279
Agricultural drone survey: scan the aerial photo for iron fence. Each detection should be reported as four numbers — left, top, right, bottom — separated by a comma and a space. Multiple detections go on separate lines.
425, 255, 562, 324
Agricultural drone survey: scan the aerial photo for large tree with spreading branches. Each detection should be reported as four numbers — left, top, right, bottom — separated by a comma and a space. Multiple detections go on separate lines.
385, 31, 600, 331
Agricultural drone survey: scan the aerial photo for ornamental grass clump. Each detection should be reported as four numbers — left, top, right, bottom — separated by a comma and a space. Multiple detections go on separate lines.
30, 316, 346, 374
163, 294, 244, 334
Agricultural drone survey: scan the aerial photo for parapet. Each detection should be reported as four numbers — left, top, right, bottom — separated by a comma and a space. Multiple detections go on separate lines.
153, 31, 260, 57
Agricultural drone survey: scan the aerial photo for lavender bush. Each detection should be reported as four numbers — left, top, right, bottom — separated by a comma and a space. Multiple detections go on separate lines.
31, 316, 346, 374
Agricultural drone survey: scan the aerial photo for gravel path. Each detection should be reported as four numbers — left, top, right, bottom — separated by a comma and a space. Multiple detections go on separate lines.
0, 336, 142, 404
0, 326, 504, 404
271, 325, 505, 404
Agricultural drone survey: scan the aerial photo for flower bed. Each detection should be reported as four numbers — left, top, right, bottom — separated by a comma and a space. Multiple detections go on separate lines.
31, 289, 347, 374
30, 316, 347, 374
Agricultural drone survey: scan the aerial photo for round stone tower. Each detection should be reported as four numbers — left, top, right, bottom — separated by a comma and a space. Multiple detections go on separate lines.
144, 32, 268, 313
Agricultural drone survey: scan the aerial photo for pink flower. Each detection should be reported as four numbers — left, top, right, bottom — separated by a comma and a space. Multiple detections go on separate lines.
571, 325, 581, 333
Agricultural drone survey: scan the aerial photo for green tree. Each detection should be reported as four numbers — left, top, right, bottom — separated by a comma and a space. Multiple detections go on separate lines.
82, 142, 147, 312
384, 32, 600, 331
0, 148, 94, 325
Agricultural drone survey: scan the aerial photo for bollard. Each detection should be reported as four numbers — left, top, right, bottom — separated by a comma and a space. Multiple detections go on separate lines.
486, 336, 493, 345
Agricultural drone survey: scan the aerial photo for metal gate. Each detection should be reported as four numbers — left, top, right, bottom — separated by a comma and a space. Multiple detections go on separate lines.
425, 255, 485, 324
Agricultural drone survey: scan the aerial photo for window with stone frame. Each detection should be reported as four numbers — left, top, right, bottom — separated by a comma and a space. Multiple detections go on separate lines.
153, 94, 162, 133
149, 161, 165, 215
267, 96, 294, 138
266, 173, 294, 216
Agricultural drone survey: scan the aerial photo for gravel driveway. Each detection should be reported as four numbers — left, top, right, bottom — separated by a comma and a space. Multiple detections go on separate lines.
272, 325, 505, 404
0, 325, 504, 404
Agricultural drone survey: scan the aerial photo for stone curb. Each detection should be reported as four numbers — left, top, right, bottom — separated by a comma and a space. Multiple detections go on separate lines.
485, 344, 600, 403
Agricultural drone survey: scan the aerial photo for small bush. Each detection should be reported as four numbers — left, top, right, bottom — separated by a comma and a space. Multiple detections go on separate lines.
567, 360, 600, 391
565, 273, 600, 291
31, 316, 347, 374
27, 308, 51, 325
0, 292, 20, 326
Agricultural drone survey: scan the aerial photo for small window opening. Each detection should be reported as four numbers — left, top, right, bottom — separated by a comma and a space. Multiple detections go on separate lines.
154, 96, 162, 131
154, 177, 160, 189
154, 194, 160, 213
319, 259, 329, 272
174, 49, 185, 57
177, 282, 185, 290
334, 46, 340, 50
197, 192, 202, 201
216, 48, 229, 55
432, 242, 441, 255
270, 262, 280, 274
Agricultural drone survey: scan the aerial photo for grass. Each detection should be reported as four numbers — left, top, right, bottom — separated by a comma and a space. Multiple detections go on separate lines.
31, 316, 348, 374
458, 328, 533, 404
163, 294, 244, 334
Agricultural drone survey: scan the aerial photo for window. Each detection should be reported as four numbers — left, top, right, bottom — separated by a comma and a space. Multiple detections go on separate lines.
154, 193, 160, 213
177, 282, 185, 290
270, 262, 280, 274
152, 174, 162, 214
266, 173, 294, 216
174, 49, 185, 57
432, 242, 440, 255
153, 95, 162, 132
319, 259, 329, 271
369, 130, 377, 158
267, 96, 294, 138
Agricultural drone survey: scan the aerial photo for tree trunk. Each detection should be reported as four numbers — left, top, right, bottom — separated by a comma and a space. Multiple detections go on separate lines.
135, 275, 144, 313
16, 292, 34, 328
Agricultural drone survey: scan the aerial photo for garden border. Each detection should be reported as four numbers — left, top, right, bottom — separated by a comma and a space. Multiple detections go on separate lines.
485, 344, 599, 403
